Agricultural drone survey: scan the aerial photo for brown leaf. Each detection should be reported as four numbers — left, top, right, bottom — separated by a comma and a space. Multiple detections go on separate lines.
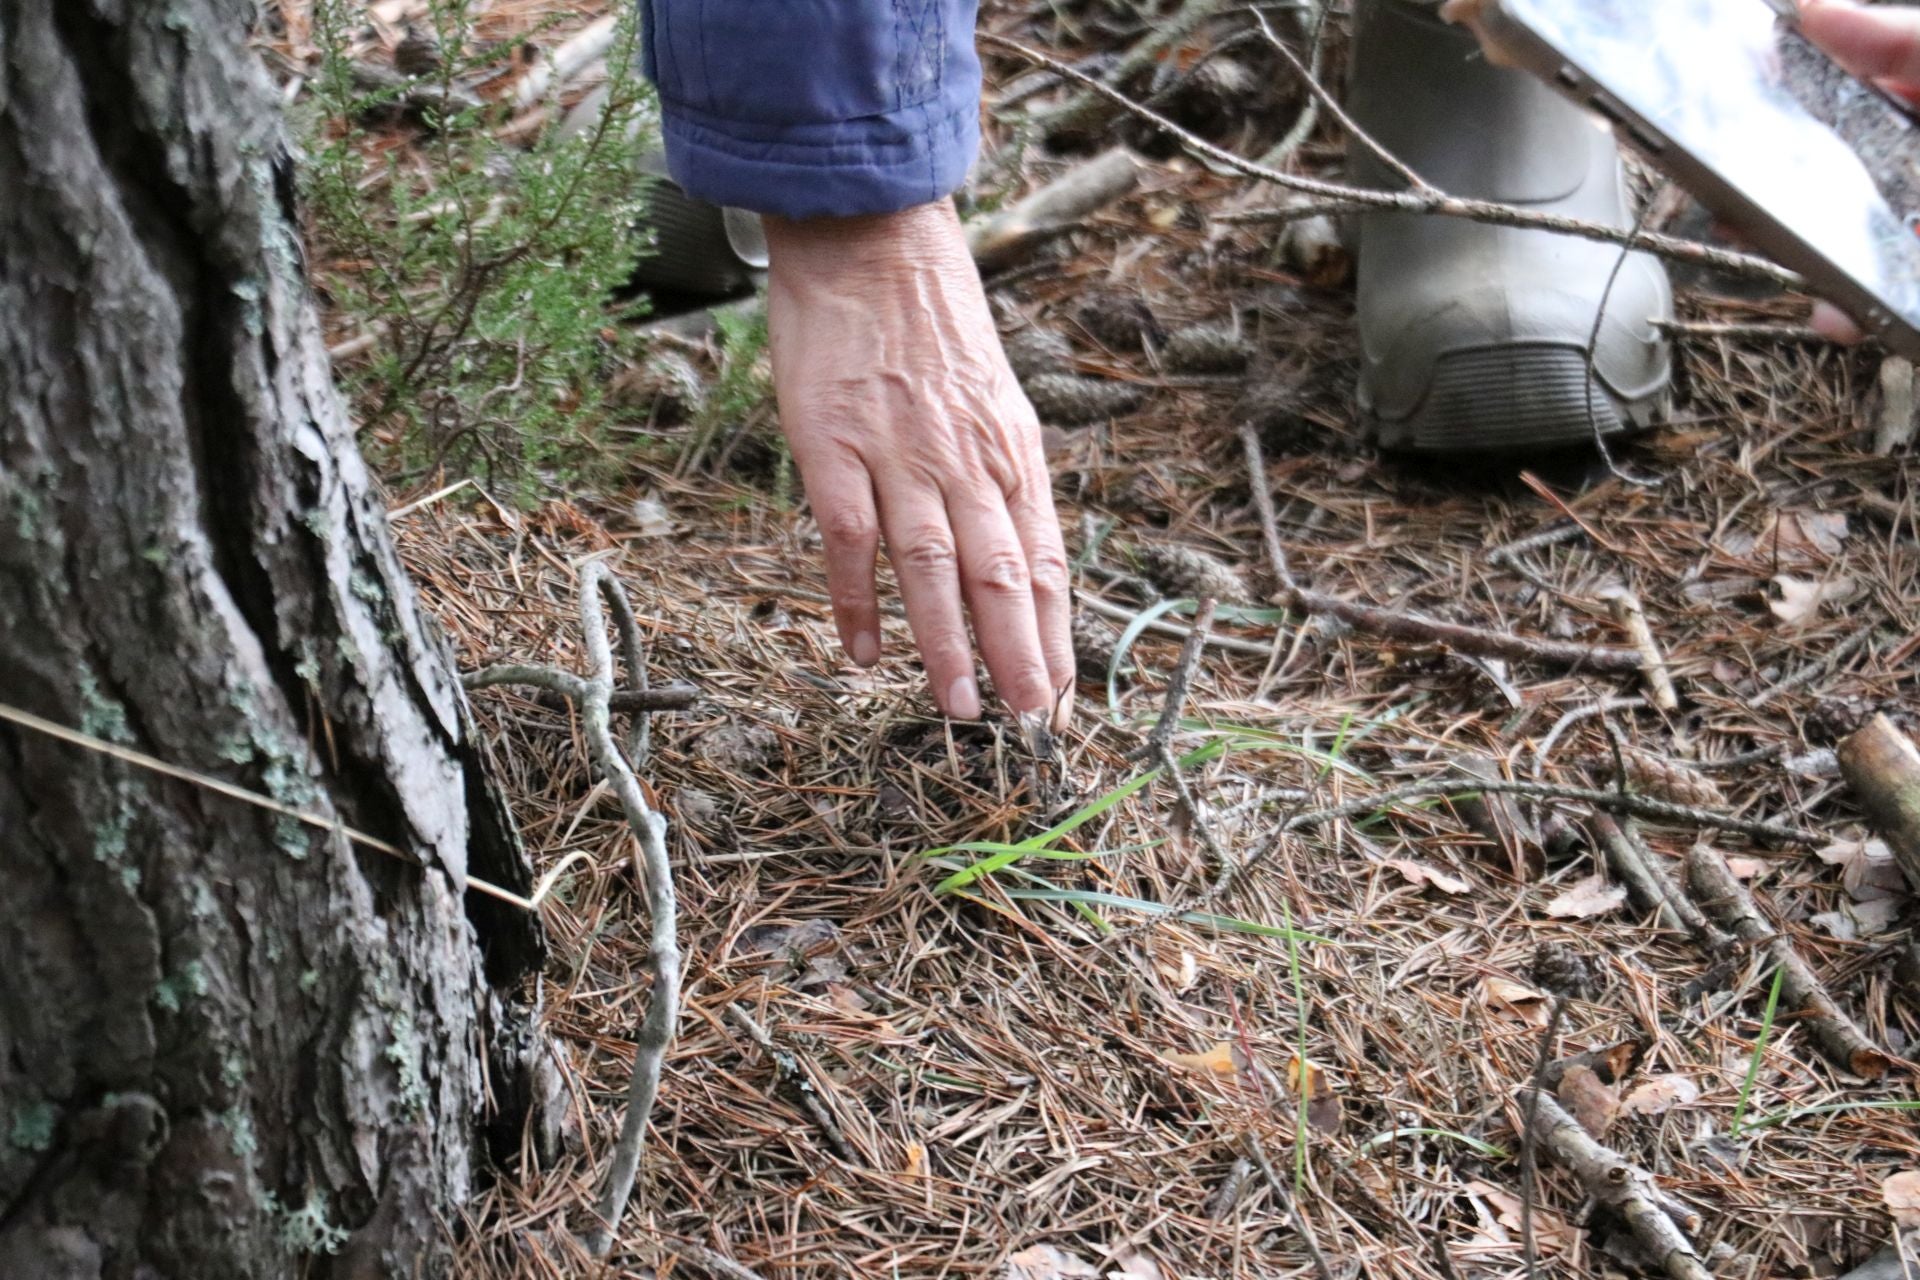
1768, 573, 1860, 626
1161, 1041, 1245, 1077
1386, 857, 1471, 895
1884, 1171, 1920, 1227
1544, 874, 1628, 919
1557, 1064, 1620, 1137
1483, 976, 1551, 1028
1757, 509, 1850, 561
1006, 1244, 1100, 1280
1464, 1179, 1570, 1246
1287, 1055, 1344, 1135
1619, 1074, 1700, 1117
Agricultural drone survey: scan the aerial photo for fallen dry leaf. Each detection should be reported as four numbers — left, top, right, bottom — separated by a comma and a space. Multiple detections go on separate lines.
1545, 874, 1628, 919
1768, 573, 1859, 626
1817, 838, 1910, 900
1287, 1055, 1344, 1135
1557, 1064, 1620, 1138
1884, 1171, 1920, 1227
1758, 509, 1850, 560
1464, 1179, 1569, 1247
903, 1141, 927, 1181
1006, 1244, 1101, 1280
1386, 857, 1472, 895
1107, 1249, 1167, 1280
1161, 1041, 1245, 1077
1620, 1074, 1700, 1117
1483, 976, 1551, 1028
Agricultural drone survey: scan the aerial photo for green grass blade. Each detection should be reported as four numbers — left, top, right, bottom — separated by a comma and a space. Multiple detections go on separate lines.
1734, 1099, 1920, 1133
1107, 597, 1191, 722
1731, 966, 1785, 1137
999, 887, 1332, 941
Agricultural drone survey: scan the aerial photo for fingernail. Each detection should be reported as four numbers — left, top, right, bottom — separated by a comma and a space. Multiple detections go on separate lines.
850, 630, 879, 666
946, 676, 981, 720
1051, 684, 1075, 734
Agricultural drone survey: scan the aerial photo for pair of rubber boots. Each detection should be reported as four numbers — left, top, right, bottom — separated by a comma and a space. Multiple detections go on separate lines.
632, 0, 1673, 455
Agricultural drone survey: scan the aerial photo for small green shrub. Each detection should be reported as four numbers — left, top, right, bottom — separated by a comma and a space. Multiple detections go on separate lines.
303, 0, 657, 500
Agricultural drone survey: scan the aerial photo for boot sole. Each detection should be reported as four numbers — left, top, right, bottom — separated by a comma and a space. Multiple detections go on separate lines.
1365, 343, 1663, 454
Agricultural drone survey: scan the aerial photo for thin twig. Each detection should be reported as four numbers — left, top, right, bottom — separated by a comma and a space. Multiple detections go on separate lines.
981, 32, 1805, 292
1250, 7, 1429, 192
1519, 996, 1569, 1280
1751, 626, 1877, 708
726, 1003, 856, 1162
1143, 598, 1217, 759
1240, 425, 1297, 592
1244, 1130, 1338, 1280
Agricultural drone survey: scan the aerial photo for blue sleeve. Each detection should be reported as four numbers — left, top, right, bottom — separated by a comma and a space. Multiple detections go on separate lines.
637, 0, 982, 220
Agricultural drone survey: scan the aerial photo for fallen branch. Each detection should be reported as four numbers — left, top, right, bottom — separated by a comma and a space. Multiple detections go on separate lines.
1838, 714, 1920, 893
464, 563, 680, 1255
527, 683, 699, 715
1238, 429, 1642, 673
1683, 845, 1890, 1078
1514, 1088, 1713, 1280
978, 34, 1802, 291
1590, 815, 1729, 948
968, 149, 1143, 272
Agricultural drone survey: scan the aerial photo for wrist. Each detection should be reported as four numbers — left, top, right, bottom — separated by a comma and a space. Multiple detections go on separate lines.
763, 200, 968, 275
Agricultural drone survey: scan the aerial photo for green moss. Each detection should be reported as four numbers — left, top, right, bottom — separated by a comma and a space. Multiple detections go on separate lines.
385, 1011, 430, 1118
220, 1106, 258, 1160
8, 1101, 55, 1152
271, 1187, 350, 1255
76, 667, 133, 745
152, 959, 209, 1013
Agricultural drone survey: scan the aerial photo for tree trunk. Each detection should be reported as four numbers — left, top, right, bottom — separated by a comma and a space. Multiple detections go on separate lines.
0, 2, 544, 1275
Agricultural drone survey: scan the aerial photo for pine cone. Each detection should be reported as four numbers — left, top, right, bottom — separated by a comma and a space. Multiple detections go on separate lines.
1000, 326, 1073, 379
1136, 542, 1249, 604
1529, 942, 1599, 1001
1022, 373, 1145, 426
393, 23, 443, 78
1161, 325, 1253, 375
1072, 611, 1120, 682
1075, 292, 1165, 352
1806, 695, 1879, 745
1617, 748, 1727, 808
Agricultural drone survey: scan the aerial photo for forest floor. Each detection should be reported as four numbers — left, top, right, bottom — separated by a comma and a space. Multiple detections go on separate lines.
313, 2, 1918, 1277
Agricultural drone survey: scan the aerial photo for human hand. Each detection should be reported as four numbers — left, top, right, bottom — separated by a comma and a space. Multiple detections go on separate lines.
1799, 0, 1920, 342
762, 200, 1074, 727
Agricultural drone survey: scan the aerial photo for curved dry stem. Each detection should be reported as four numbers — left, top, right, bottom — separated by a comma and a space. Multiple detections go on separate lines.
461, 563, 678, 1260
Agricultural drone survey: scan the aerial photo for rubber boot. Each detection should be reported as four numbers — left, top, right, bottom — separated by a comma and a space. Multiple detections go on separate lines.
1346, 0, 1673, 453
625, 152, 769, 302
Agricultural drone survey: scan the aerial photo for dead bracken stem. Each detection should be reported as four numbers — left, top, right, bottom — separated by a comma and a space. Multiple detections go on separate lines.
464, 562, 679, 1257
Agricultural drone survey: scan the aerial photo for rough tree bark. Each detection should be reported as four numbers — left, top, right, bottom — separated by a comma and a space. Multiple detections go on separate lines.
0, 2, 546, 1275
